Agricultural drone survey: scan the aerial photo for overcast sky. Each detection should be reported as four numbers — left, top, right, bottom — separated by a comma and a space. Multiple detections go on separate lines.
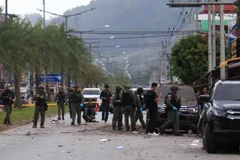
0, 0, 92, 19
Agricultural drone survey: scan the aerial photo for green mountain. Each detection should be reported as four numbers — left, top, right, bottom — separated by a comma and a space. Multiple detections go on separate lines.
25, 0, 194, 85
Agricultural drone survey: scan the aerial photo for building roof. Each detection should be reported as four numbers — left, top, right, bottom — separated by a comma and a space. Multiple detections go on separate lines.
199, 5, 236, 14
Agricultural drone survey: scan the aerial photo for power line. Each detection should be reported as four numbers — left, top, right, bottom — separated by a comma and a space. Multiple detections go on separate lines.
68, 30, 198, 35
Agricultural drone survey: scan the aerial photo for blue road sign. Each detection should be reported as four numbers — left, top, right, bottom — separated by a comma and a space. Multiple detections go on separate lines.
40, 74, 63, 82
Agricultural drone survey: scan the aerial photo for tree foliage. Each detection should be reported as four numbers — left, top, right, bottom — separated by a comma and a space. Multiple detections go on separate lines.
0, 17, 106, 107
171, 34, 209, 85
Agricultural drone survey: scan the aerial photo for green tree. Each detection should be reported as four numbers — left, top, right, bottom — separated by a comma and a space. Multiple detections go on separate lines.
171, 34, 230, 85
171, 35, 209, 85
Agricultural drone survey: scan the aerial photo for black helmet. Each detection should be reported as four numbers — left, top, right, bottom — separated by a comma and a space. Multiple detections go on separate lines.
170, 86, 180, 92
115, 86, 122, 93
137, 87, 143, 94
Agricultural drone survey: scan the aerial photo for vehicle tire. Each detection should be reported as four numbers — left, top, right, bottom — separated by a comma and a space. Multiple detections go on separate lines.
202, 125, 206, 150
204, 124, 218, 153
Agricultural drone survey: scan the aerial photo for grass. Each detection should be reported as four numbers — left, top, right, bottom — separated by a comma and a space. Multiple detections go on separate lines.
0, 105, 69, 131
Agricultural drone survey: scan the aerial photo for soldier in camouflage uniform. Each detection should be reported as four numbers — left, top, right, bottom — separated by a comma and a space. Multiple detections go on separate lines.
112, 86, 123, 130
33, 85, 47, 128
159, 86, 182, 136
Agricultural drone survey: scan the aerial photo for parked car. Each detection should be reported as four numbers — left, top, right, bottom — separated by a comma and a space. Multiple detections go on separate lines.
82, 88, 101, 111
146, 85, 199, 134
198, 80, 240, 153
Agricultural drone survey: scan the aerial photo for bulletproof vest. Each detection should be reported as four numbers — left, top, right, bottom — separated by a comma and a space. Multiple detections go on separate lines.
57, 92, 65, 102
122, 91, 133, 106
71, 91, 82, 103
36, 92, 46, 106
164, 93, 180, 109
113, 93, 121, 107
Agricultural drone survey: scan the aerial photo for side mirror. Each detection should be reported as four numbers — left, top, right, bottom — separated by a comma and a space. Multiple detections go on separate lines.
199, 95, 210, 102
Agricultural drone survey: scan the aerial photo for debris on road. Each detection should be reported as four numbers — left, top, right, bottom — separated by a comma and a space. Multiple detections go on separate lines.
115, 146, 124, 150
25, 131, 31, 136
100, 139, 111, 142
58, 145, 63, 147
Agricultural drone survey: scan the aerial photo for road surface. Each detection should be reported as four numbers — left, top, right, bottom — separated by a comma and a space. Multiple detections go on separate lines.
0, 112, 239, 160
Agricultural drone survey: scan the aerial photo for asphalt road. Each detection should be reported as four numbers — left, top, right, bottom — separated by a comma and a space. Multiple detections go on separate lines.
0, 112, 239, 160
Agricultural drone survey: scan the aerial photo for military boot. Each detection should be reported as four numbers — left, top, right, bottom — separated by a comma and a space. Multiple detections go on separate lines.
4, 119, 7, 124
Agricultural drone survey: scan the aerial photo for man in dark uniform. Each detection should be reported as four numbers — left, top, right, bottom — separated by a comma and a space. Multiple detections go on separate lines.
1, 84, 14, 125
100, 85, 112, 123
133, 87, 146, 131
159, 86, 182, 136
56, 88, 66, 120
33, 85, 47, 128
69, 86, 84, 125
112, 85, 123, 130
121, 84, 136, 131
144, 82, 161, 135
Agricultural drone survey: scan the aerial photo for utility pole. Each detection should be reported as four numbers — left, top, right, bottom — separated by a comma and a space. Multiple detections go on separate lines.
98, 52, 100, 69
220, 4, 225, 79
195, 7, 199, 32
208, 2, 213, 86
5, 0, 8, 21
236, 0, 240, 57
43, 0, 47, 89
212, 1, 216, 69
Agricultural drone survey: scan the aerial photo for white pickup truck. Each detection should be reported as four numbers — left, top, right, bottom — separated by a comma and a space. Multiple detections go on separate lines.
82, 88, 102, 108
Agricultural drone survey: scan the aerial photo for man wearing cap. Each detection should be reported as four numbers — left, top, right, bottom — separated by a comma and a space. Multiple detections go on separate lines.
133, 87, 146, 131
121, 84, 136, 131
69, 86, 84, 125
33, 85, 47, 128
159, 86, 182, 136
56, 88, 66, 120
100, 85, 112, 123
112, 85, 123, 130
1, 84, 14, 125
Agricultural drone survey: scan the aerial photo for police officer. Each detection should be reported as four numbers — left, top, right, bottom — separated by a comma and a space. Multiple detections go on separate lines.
100, 85, 112, 123
69, 86, 84, 125
159, 86, 182, 136
1, 84, 14, 125
112, 86, 123, 130
121, 84, 136, 131
133, 87, 146, 131
33, 85, 47, 128
56, 88, 66, 120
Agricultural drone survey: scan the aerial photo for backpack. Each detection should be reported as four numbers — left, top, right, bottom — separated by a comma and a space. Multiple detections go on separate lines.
144, 91, 152, 108
122, 91, 133, 106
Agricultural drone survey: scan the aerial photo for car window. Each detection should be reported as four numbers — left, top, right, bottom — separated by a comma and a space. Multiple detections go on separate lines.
214, 83, 240, 101
82, 90, 100, 95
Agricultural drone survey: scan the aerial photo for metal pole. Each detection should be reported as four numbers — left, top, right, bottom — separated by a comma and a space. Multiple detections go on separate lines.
43, 0, 46, 28
43, 0, 47, 88
98, 52, 100, 68
212, 3, 216, 69
195, 7, 199, 32
208, 3, 212, 86
89, 43, 92, 61
5, 0, 8, 21
220, 4, 225, 79
237, 0, 240, 57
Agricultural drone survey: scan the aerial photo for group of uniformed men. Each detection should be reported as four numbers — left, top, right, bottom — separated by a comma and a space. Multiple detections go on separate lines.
2, 83, 182, 136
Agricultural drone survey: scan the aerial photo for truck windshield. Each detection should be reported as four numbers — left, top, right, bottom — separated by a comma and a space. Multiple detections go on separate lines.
214, 83, 240, 100
82, 90, 100, 95
156, 85, 197, 106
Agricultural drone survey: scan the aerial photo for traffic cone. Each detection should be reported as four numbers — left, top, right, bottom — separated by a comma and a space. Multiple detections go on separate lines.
95, 103, 99, 112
